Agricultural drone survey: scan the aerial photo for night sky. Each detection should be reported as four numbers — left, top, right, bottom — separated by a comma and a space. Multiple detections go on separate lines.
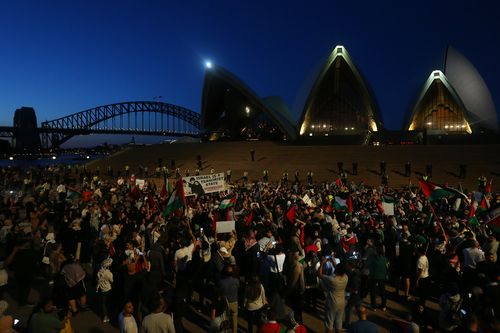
0, 1, 498, 145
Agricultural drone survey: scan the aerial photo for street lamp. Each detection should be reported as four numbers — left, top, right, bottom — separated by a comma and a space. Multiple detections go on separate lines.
205, 61, 212, 69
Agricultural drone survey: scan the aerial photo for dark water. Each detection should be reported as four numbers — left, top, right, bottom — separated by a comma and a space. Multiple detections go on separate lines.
0, 154, 101, 168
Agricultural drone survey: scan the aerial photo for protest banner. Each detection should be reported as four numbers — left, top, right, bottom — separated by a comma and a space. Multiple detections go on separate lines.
216, 220, 235, 234
183, 172, 226, 196
302, 194, 316, 207
135, 179, 145, 189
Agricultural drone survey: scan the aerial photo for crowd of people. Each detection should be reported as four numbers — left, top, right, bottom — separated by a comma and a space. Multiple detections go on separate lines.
0, 163, 498, 333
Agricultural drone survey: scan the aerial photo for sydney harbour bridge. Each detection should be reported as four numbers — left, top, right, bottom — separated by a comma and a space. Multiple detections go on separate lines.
0, 101, 201, 149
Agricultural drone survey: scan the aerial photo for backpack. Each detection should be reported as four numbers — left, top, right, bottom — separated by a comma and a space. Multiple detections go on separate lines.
304, 260, 318, 288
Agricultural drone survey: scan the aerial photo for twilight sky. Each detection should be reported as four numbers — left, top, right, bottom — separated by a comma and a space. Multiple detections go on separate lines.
0, 0, 498, 145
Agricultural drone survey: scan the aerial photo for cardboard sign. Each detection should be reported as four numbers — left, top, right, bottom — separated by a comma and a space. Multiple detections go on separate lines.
216, 220, 235, 234
183, 172, 226, 196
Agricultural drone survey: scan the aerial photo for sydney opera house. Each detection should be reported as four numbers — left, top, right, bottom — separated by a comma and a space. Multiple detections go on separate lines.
201, 45, 498, 144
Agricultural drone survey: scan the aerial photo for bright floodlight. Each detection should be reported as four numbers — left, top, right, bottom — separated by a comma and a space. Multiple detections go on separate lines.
8, 156, 13, 161
52, 156, 56, 160
205, 61, 212, 69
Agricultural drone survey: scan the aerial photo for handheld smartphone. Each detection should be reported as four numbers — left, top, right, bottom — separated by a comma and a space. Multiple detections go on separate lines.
460, 309, 467, 315
14, 319, 19, 325
272, 241, 277, 245
325, 255, 331, 260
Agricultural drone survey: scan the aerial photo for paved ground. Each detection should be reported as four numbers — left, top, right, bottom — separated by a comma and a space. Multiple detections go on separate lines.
89, 141, 500, 190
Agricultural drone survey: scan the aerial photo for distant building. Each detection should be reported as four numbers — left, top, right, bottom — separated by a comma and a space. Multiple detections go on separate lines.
201, 65, 297, 141
405, 47, 498, 135
298, 45, 383, 143
13, 106, 41, 151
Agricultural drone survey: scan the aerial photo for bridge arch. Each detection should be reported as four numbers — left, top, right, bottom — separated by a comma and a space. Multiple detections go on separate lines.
40, 101, 201, 147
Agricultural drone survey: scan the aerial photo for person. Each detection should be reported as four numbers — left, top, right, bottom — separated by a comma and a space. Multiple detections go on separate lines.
226, 168, 232, 183
243, 171, 249, 183
218, 265, 239, 333
287, 250, 305, 323
307, 171, 313, 184
188, 177, 205, 197
0, 300, 14, 333
263, 170, 269, 182
258, 306, 281, 333
337, 162, 344, 174
415, 247, 429, 307
295, 171, 300, 183
29, 298, 64, 333
352, 162, 358, 175
367, 245, 388, 311
348, 306, 379, 333
319, 256, 348, 333
438, 283, 462, 332
97, 258, 113, 323
426, 164, 432, 178
209, 291, 230, 333
61, 256, 87, 313
282, 172, 288, 185
405, 161, 411, 177
251, 149, 255, 162
380, 161, 386, 175
459, 164, 466, 179
4, 238, 37, 306
245, 276, 267, 333
118, 301, 138, 333
141, 295, 175, 333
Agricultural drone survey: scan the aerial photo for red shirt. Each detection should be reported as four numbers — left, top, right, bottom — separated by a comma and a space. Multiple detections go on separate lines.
259, 322, 281, 333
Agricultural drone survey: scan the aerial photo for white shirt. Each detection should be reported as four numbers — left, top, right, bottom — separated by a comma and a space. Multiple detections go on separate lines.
417, 255, 429, 279
269, 253, 286, 273
463, 247, 485, 269
174, 243, 194, 272
141, 312, 175, 333
119, 312, 138, 333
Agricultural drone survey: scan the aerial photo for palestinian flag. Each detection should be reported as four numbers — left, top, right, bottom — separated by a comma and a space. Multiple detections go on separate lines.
246, 210, 254, 226
334, 196, 348, 211
220, 194, 238, 209
482, 203, 500, 230
485, 179, 492, 195
419, 179, 457, 202
286, 205, 296, 224
335, 178, 343, 187
67, 188, 81, 200
163, 178, 186, 216
160, 182, 167, 198
479, 195, 490, 211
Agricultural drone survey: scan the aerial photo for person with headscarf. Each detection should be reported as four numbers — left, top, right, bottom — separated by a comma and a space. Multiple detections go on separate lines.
97, 258, 113, 323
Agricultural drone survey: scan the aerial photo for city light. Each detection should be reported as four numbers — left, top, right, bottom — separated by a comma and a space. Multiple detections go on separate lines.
311, 125, 315, 128
309, 133, 313, 136
351, 127, 354, 130
245, 106, 250, 115
323, 124, 326, 128
205, 61, 212, 69
52, 156, 56, 160
8, 156, 13, 161
426, 122, 432, 126
444, 125, 449, 129
345, 127, 348, 130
